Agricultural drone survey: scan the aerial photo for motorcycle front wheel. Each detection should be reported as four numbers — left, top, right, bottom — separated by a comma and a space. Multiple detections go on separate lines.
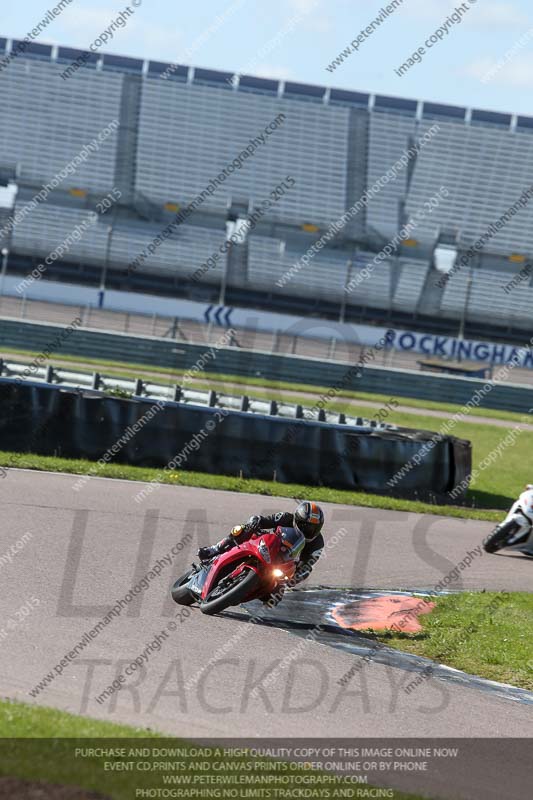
483, 520, 520, 553
171, 570, 196, 605
200, 568, 262, 616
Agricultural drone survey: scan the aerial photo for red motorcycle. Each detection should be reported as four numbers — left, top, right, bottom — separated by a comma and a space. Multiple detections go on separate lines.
171, 526, 305, 615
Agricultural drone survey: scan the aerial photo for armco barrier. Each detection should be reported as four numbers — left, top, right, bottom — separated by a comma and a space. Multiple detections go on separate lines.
0, 380, 471, 498
0, 317, 531, 413
0, 357, 400, 432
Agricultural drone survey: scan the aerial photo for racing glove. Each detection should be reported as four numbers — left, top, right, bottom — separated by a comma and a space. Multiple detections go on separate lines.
243, 514, 262, 535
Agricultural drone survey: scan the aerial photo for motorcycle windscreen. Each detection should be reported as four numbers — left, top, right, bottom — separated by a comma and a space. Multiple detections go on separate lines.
278, 527, 306, 561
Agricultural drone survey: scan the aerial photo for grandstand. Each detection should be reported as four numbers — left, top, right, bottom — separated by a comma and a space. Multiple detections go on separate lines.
1, 36, 533, 343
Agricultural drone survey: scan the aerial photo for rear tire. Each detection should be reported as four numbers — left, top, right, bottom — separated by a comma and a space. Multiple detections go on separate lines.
483, 520, 520, 553
200, 569, 262, 616
171, 571, 196, 606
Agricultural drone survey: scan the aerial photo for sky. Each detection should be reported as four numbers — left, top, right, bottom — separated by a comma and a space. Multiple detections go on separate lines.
3, 0, 533, 115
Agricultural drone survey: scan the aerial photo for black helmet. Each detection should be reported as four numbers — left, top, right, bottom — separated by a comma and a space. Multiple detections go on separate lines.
294, 501, 324, 541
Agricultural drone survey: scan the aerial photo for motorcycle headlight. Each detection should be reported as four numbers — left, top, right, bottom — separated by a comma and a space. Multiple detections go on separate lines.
272, 568, 284, 578
258, 539, 271, 563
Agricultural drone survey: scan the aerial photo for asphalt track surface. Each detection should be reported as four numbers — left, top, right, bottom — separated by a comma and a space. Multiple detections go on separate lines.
1, 469, 532, 797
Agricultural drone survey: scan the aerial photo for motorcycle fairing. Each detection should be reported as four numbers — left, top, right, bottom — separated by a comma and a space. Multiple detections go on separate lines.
188, 566, 209, 596
500, 489, 533, 554
200, 531, 282, 601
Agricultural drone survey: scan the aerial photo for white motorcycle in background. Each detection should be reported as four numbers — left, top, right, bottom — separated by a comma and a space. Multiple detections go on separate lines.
483, 485, 533, 555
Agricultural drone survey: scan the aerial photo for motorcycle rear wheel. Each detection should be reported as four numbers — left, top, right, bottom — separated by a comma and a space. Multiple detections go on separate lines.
171, 570, 196, 605
200, 568, 261, 616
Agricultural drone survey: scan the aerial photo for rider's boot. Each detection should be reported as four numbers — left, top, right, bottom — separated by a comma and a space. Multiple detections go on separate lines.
197, 536, 234, 562
197, 545, 219, 561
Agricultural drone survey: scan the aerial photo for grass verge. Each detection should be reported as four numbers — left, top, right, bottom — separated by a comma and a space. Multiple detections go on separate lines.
0, 450, 501, 522
374, 592, 533, 690
0, 699, 421, 799
0, 697, 156, 738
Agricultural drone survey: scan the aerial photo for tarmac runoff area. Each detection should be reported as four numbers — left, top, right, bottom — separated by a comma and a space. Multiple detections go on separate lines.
0, 469, 532, 798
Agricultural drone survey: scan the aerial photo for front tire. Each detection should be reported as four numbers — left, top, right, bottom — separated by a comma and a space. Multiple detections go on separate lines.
483, 520, 520, 553
171, 571, 195, 605
200, 569, 262, 616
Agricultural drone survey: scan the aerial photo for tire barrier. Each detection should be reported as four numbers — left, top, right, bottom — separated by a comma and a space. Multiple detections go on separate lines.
0, 379, 472, 499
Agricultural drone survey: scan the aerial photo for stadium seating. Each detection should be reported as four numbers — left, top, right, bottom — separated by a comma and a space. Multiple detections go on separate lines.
2, 38, 533, 333
0, 60, 121, 193
137, 76, 350, 227
247, 235, 428, 313
10, 202, 227, 280
392, 259, 429, 314
406, 116, 533, 256
366, 107, 413, 238
440, 264, 532, 329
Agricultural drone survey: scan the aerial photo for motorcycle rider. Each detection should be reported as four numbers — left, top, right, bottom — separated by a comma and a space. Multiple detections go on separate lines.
197, 501, 325, 602
484, 483, 533, 554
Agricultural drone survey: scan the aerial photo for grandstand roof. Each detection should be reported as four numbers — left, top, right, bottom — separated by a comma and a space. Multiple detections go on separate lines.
2, 34, 531, 132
